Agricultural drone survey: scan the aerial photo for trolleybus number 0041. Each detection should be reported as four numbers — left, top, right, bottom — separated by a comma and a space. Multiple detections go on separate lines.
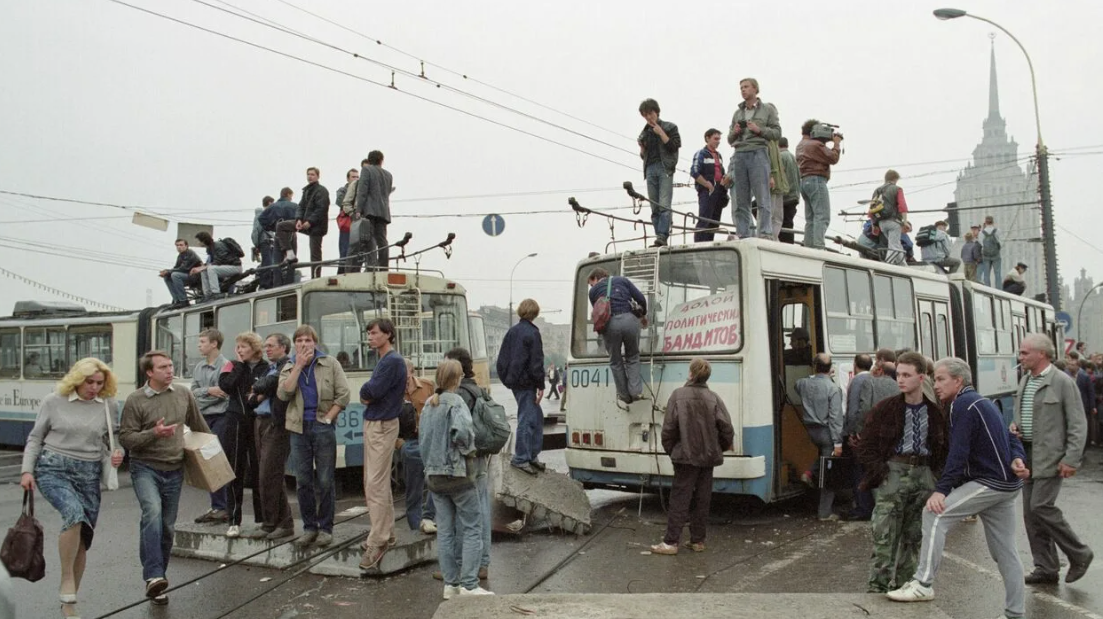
570, 367, 610, 388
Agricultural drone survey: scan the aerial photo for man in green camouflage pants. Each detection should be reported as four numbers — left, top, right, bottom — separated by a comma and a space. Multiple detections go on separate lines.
857, 352, 947, 593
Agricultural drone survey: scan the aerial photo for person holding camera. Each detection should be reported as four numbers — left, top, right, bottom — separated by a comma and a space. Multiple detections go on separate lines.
726, 78, 780, 239
796, 120, 843, 249
637, 98, 682, 247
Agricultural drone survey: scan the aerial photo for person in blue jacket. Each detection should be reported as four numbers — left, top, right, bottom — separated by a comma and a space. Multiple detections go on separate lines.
496, 299, 546, 475
587, 267, 648, 404
886, 357, 1028, 619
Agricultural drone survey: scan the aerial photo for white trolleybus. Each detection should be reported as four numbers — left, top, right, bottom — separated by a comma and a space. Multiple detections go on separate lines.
0, 269, 489, 470
564, 239, 1060, 503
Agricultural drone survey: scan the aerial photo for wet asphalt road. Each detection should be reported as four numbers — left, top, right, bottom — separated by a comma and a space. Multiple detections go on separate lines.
5, 388, 1103, 619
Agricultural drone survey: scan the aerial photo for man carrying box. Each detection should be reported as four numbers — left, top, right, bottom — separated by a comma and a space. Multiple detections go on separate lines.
120, 351, 211, 606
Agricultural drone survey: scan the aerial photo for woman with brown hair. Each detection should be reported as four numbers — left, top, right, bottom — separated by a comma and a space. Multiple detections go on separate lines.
20, 357, 124, 618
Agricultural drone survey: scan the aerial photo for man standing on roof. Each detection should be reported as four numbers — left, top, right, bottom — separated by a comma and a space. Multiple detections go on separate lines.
796, 120, 842, 249
727, 78, 781, 240
871, 170, 909, 265
637, 98, 681, 248
690, 128, 730, 243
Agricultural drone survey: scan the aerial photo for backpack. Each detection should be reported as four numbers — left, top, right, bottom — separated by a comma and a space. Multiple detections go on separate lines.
591, 276, 613, 334
222, 237, 246, 258
914, 225, 937, 247
460, 384, 511, 457
981, 228, 1001, 258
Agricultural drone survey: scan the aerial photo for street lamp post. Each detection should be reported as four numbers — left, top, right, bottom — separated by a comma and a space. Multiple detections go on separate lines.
933, 8, 1059, 310
509, 253, 538, 326
1075, 282, 1103, 350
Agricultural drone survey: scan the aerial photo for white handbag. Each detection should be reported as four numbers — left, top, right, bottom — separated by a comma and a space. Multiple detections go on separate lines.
101, 401, 119, 491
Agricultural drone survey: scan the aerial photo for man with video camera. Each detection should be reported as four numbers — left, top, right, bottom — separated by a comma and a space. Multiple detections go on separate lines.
796, 120, 843, 249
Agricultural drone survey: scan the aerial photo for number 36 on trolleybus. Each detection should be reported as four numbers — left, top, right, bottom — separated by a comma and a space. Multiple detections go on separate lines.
0, 270, 490, 468
565, 239, 1060, 503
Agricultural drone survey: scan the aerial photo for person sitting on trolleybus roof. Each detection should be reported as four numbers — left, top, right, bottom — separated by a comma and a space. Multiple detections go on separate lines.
587, 268, 647, 404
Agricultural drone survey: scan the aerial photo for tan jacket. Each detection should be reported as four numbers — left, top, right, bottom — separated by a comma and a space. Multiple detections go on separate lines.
1013, 364, 1087, 477
277, 355, 351, 435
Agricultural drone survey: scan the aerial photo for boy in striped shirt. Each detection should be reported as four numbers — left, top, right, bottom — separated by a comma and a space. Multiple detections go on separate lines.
886, 357, 1029, 619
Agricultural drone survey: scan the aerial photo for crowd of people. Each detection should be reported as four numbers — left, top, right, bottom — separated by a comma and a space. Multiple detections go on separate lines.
19, 313, 508, 616
159, 154, 395, 308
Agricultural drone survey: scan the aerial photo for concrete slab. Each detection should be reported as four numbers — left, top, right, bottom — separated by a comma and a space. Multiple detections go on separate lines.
172, 516, 436, 578
495, 456, 592, 535
429, 593, 954, 619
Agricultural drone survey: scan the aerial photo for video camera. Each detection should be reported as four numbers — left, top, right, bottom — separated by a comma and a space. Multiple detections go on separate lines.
810, 122, 843, 141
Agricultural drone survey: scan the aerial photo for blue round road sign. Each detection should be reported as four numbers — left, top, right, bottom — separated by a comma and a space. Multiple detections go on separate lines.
482, 214, 505, 237
1056, 311, 1072, 332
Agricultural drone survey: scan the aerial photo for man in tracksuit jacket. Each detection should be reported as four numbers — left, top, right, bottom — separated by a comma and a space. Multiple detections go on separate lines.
887, 357, 1028, 619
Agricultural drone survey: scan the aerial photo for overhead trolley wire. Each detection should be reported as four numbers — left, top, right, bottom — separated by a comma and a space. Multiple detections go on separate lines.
104, 0, 641, 173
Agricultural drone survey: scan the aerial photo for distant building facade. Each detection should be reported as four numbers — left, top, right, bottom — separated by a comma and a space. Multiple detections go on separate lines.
476, 305, 569, 379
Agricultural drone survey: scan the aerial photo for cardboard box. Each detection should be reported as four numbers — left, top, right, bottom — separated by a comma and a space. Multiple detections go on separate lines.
183, 431, 235, 492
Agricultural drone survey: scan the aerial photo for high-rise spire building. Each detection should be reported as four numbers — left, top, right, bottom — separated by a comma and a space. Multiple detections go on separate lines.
953, 42, 1044, 297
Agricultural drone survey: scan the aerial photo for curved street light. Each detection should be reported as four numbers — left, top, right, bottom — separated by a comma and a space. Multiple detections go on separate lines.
509, 252, 538, 326
1075, 282, 1103, 350
932, 8, 1059, 310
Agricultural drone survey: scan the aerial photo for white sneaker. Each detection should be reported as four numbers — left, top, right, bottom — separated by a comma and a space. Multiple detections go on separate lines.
420, 519, 438, 534
442, 585, 462, 600
886, 579, 934, 602
459, 586, 494, 596
225, 525, 241, 538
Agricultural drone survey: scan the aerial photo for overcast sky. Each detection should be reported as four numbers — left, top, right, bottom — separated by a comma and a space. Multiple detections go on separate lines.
2, 0, 1102, 322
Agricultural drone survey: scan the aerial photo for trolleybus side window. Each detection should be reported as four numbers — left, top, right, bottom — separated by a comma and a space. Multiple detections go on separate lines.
23, 326, 67, 379
823, 266, 874, 353
0, 328, 20, 378
155, 315, 184, 371
1012, 312, 1027, 350
68, 325, 112, 365
872, 275, 916, 351
919, 307, 935, 359
935, 303, 951, 358
254, 295, 298, 345
996, 298, 1013, 353
216, 303, 251, 350
973, 293, 996, 354
468, 314, 488, 360
182, 310, 215, 377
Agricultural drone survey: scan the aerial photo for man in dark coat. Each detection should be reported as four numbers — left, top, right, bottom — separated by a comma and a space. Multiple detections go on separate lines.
353, 150, 394, 271
496, 298, 546, 475
277, 168, 330, 278
650, 359, 734, 555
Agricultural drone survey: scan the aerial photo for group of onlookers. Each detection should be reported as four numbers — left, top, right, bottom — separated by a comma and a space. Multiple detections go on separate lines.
19, 316, 501, 615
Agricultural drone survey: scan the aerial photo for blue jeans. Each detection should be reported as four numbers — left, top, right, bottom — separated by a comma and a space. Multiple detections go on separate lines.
257, 243, 275, 289
476, 458, 491, 568
511, 388, 543, 466
130, 460, 184, 581
433, 484, 483, 589
290, 420, 336, 533
730, 148, 773, 238
979, 257, 1002, 286
401, 439, 436, 529
800, 175, 831, 249
694, 187, 727, 242
163, 272, 188, 303
205, 413, 228, 511
645, 162, 673, 241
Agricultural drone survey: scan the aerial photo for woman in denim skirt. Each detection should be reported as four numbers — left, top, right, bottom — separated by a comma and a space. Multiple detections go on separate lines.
20, 358, 124, 618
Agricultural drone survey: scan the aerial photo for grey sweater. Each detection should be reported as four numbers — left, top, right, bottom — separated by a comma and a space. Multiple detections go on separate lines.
795, 374, 844, 444
22, 392, 117, 474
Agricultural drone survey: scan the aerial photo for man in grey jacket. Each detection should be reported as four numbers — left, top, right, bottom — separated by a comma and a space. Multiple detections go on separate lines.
726, 78, 781, 239
795, 353, 844, 521
190, 329, 229, 524
1012, 333, 1093, 585
353, 150, 394, 272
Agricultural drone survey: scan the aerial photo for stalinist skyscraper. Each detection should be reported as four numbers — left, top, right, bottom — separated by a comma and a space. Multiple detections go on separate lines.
954, 42, 1044, 298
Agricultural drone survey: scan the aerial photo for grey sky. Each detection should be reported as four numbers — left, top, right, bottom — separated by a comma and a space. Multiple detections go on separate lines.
2, 0, 1101, 321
